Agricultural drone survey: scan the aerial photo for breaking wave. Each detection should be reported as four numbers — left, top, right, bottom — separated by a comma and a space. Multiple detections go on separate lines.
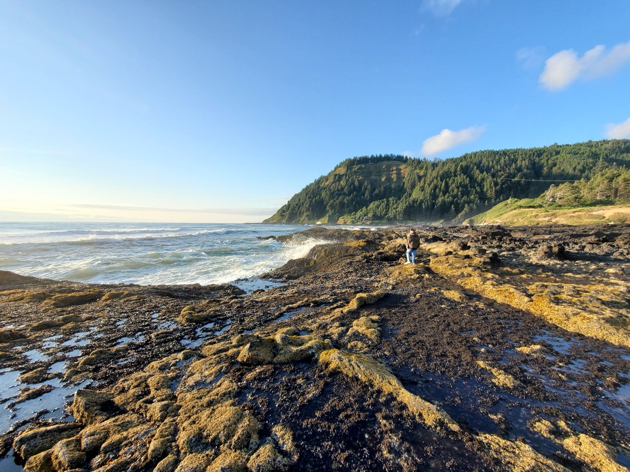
0, 223, 330, 285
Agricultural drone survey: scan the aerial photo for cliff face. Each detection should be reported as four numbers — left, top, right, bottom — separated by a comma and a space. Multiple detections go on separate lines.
2, 224, 630, 471
264, 140, 630, 224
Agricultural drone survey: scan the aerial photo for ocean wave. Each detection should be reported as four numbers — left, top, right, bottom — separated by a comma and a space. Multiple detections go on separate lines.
1, 228, 244, 246
0, 223, 315, 286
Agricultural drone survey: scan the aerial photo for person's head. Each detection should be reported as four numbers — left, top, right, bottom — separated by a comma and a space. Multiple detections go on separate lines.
409, 228, 415, 233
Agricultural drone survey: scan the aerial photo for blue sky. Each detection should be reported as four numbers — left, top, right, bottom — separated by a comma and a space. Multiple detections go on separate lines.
1, 0, 629, 222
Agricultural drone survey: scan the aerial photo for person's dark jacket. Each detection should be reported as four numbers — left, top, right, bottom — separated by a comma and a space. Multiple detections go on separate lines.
407, 232, 420, 249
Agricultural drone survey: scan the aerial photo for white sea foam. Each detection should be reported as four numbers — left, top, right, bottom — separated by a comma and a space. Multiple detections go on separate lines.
0, 223, 330, 285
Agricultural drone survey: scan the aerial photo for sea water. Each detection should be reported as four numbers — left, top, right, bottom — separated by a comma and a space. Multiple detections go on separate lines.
0, 222, 328, 285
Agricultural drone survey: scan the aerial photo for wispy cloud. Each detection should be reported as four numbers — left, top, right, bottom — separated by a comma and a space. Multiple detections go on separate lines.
423, 0, 465, 17
67, 203, 276, 216
540, 41, 630, 91
516, 46, 546, 70
606, 118, 630, 139
421, 126, 486, 156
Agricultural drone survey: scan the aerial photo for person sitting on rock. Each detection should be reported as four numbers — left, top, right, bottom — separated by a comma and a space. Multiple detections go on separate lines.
406, 228, 420, 264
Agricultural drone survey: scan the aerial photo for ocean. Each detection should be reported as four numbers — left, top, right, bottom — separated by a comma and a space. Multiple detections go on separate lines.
0, 222, 329, 287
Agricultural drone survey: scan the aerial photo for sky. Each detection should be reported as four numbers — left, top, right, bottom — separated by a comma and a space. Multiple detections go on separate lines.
1, 0, 629, 223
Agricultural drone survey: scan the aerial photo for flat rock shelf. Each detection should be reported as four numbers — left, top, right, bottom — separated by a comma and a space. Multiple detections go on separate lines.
1, 224, 630, 471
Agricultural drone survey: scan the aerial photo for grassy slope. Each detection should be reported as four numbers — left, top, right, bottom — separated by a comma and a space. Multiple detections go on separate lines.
466, 200, 630, 226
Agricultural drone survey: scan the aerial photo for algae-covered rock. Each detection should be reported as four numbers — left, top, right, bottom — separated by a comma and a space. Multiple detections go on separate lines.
147, 400, 179, 422
208, 450, 249, 472
516, 345, 545, 355
19, 367, 49, 384
100, 290, 137, 303
2, 290, 52, 304
80, 425, 111, 454
15, 384, 54, 403
476, 360, 523, 389
174, 452, 215, 472
0, 328, 27, 342
50, 437, 86, 470
247, 443, 290, 472
237, 338, 276, 365
342, 290, 387, 314
29, 319, 63, 331
271, 425, 297, 461
42, 291, 102, 308
563, 434, 628, 472
155, 454, 179, 472
478, 433, 569, 471
274, 337, 331, 364
24, 449, 54, 472
58, 314, 83, 325
177, 402, 260, 455
319, 349, 459, 431
14, 423, 82, 460
148, 420, 178, 462
179, 303, 217, 324
71, 389, 122, 424
178, 358, 230, 391
78, 347, 115, 368
441, 289, 468, 303
347, 316, 381, 341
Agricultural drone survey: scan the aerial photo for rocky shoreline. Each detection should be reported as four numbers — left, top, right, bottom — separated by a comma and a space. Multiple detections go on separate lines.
1, 224, 629, 471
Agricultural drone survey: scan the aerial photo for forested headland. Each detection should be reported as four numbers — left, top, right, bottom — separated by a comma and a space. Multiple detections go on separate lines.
264, 139, 630, 224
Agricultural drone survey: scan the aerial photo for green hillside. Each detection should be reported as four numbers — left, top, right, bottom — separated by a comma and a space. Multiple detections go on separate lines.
264, 140, 630, 224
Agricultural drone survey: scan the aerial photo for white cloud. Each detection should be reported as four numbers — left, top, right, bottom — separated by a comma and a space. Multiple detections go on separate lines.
516, 46, 546, 70
421, 126, 486, 156
423, 0, 464, 16
606, 117, 630, 139
540, 41, 630, 91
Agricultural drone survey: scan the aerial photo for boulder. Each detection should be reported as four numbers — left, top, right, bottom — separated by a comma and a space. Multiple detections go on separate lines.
71, 389, 123, 424
237, 338, 276, 365
536, 244, 566, 259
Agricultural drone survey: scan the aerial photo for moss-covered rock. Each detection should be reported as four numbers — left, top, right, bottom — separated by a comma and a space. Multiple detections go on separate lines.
342, 290, 387, 314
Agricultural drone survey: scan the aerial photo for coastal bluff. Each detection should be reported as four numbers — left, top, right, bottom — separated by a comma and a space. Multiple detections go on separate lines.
1, 224, 630, 471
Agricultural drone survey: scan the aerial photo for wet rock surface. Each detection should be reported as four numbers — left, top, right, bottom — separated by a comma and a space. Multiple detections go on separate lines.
0, 224, 629, 470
